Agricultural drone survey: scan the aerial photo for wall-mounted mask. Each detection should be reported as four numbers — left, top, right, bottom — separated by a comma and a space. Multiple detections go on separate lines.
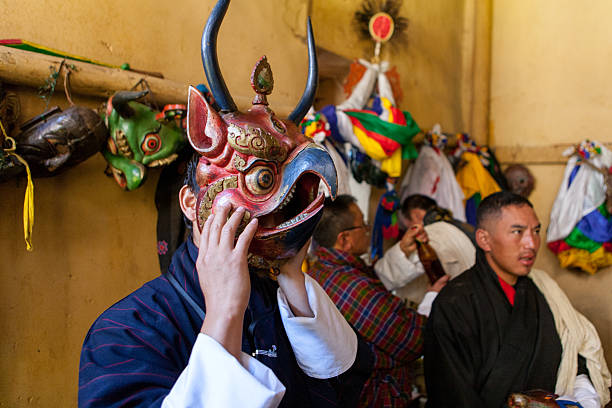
189, 0, 338, 271
0, 132, 25, 182
504, 164, 535, 198
13, 106, 107, 177
103, 90, 187, 190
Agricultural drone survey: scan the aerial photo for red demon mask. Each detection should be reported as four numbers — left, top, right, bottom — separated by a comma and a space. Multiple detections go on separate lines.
189, 0, 337, 271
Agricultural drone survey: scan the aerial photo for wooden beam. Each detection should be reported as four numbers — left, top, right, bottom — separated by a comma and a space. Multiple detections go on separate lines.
0, 46, 296, 116
0, 46, 188, 105
494, 143, 612, 165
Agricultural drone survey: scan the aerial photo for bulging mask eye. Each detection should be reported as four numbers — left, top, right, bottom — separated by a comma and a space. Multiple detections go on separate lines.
142, 133, 161, 155
245, 166, 275, 195
271, 118, 285, 133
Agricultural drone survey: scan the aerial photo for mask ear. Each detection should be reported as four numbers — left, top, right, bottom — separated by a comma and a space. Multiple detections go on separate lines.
187, 85, 227, 158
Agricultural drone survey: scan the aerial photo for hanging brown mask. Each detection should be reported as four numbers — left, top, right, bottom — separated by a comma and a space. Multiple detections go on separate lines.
14, 106, 107, 177
504, 164, 535, 198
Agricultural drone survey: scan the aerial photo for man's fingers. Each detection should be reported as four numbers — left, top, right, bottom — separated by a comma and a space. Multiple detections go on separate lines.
418, 231, 429, 243
199, 213, 215, 255
438, 275, 450, 284
408, 225, 421, 235
402, 231, 416, 245
430, 274, 450, 292
209, 203, 231, 247
234, 218, 258, 255
220, 207, 246, 247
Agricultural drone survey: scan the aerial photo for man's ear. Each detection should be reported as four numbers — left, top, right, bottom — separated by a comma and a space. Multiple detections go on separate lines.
334, 231, 351, 253
475, 228, 491, 252
179, 185, 197, 224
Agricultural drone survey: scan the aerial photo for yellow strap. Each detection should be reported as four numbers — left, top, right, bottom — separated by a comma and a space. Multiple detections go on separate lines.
1, 120, 34, 251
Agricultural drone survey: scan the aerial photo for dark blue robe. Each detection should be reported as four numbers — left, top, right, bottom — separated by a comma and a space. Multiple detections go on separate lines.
79, 238, 371, 407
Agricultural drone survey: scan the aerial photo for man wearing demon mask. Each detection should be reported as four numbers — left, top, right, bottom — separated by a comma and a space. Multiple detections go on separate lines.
78, 1, 373, 406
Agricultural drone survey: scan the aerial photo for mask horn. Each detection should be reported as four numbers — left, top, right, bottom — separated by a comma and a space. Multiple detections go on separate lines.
111, 90, 149, 118
202, 0, 237, 113
288, 18, 318, 125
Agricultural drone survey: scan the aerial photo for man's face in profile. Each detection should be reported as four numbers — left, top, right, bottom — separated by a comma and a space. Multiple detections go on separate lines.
406, 208, 426, 229
346, 203, 370, 256
479, 204, 541, 284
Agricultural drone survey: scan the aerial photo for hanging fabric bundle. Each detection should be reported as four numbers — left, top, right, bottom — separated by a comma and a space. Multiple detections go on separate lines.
400, 124, 467, 222
344, 95, 419, 178
370, 180, 401, 260
547, 140, 612, 274
452, 133, 503, 225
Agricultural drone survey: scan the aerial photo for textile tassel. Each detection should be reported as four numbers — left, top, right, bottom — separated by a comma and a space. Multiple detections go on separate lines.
1, 120, 34, 251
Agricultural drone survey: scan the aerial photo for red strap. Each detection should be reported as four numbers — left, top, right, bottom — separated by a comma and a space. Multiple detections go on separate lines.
498, 275, 515, 306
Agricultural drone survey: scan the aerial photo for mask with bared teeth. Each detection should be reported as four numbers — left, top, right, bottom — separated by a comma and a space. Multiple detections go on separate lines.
188, 0, 338, 272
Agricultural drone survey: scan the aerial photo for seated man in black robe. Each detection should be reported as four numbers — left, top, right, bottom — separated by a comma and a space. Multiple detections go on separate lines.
424, 191, 610, 408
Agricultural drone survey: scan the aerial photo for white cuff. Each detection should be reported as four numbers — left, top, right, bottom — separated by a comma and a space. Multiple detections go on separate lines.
417, 291, 438, 317
277, 274, 357, 379
162, 334, 285, 408
374, 243, 424, 291
573, 374, 601, 408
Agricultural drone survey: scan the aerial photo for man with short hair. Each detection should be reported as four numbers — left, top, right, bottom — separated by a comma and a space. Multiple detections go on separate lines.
308, 194, 442, 407
375, 194, 476, 308
424, 191, 611, 408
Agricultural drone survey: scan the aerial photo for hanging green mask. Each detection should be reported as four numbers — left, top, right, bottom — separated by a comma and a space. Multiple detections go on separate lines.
103, 90, 187, 190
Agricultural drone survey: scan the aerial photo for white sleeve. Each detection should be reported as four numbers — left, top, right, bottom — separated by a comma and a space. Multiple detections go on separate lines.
277, 273, 357, 379
417, 291, 438, 317
374, 243, 425, 291
162, 334, 285, 408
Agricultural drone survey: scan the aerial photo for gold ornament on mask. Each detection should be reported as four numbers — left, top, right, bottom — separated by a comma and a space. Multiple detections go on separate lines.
227, 124, 287, 163
198, 175, 238, 227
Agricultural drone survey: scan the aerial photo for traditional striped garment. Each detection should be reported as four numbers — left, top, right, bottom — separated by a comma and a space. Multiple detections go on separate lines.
308, 246, 427, 407
79, 238, 363, 407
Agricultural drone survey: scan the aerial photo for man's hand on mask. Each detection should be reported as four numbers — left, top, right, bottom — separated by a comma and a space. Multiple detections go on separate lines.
276, 240, 314, 318
399, 224, 428, 257
197, 203, 258, 359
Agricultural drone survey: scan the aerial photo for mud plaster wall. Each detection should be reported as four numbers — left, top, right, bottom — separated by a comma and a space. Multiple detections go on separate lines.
490, 0, 612, 366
